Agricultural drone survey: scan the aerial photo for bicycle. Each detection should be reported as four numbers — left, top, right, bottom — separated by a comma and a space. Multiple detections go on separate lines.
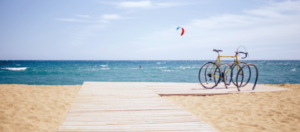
198, 47, 258, 91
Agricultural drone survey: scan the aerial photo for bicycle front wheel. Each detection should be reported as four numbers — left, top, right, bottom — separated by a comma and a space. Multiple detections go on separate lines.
236, 63, 258, 91
231, 62, 251, 87
198, 62, 222, 89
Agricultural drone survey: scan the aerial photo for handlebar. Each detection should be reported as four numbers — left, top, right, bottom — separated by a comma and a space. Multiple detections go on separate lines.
239, 52, 248, 59
235, 51, 248, 59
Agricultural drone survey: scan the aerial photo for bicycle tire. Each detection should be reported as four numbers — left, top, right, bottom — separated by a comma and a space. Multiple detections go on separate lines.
230, 62, 251, 87
236, 63, 258, 91
223, 63, 234, 88
198, 62, 222, 89
204, 62, 213, 84
239, 62, 251, 87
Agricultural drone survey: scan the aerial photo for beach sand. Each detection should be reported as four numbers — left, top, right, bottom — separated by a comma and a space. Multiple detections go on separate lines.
163, 84, 300, 132
0, 84, 81, 132
0, 84, 299, 132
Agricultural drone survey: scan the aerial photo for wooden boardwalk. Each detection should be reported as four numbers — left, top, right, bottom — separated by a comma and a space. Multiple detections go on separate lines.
57, 82, 287, 131
57, 82, 218, 132
145, 82, 288, 96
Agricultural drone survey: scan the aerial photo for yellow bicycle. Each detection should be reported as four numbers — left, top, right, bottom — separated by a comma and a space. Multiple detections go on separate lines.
198, 47, 258, 91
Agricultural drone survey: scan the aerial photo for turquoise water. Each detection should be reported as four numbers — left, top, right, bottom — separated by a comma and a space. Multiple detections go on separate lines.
0, 60, 299, 85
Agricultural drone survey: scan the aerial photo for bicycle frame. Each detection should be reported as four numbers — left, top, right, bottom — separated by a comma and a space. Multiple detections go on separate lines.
207, 53, 240, 79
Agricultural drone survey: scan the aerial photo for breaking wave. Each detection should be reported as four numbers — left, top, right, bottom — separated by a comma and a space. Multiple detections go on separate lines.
2, 67, 27, 71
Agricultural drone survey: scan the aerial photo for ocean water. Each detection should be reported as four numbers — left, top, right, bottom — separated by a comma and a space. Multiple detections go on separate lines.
0, 60, 299, 85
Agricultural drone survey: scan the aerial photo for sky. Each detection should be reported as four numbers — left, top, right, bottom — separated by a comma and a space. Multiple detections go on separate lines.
0, 0, 299, 60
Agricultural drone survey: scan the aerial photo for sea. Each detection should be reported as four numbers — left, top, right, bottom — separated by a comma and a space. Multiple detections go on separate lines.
0, 60, 299, 85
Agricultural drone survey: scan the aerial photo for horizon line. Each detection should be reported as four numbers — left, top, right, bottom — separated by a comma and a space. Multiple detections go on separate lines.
1, 59, 300, 61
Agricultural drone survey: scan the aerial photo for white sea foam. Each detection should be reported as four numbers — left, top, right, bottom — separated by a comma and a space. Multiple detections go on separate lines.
2, 67, 27, 71
178, 66, 199, 70
162, 70, 172, 72
100, 65, 108, 67
100, 68, 109, 70
157, 61, 166, 65
291, 68, 296, 71
157, 67, 167, 69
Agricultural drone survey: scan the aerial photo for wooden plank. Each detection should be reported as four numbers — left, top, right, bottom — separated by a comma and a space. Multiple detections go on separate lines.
146, 83, 288, 96
57, 82, 218, 132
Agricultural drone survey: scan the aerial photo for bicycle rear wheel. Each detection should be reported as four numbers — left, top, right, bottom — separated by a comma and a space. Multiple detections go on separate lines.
198, 62, 222, 89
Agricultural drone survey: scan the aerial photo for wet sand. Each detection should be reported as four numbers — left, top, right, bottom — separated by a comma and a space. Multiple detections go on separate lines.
0, 84, 299, 132
163, 84, 300, 132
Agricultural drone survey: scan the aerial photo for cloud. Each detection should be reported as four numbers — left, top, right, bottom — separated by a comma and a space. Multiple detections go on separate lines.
56, 15, 91, 22
56, 18, 88, 22
155, 2, 180, 7
101, 0, 183, 9
102, 14, 121, 19
57, 13, 122, 23
56, 13, 122, 46
186, 0, 300, 42
118, 1, 152, 8
131, 0, 300, 59
97, 19, 109, 23
75, 14, 90, 18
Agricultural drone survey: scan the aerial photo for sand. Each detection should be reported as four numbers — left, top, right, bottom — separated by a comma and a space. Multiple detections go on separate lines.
1, 84, 299, 132
163, 84, 300, 132
0, 84, 81, 132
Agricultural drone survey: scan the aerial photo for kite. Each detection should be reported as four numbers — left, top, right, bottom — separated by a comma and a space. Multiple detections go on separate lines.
176, 26, 184, 36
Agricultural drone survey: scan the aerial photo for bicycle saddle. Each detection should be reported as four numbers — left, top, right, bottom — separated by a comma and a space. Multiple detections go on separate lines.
213, 49, 222, 52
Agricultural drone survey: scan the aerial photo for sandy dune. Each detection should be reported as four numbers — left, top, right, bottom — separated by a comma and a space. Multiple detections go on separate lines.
0, 84, 299, 132
0, 84, 81, 132
163, 84, 300, 132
